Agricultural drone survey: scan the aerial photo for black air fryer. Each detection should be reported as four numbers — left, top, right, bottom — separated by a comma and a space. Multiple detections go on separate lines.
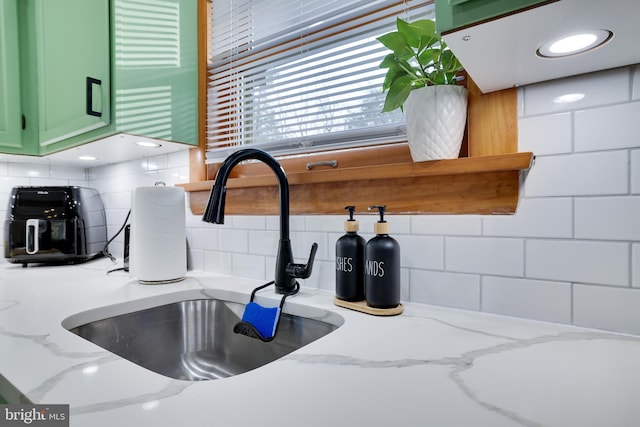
4, 186, 107, 266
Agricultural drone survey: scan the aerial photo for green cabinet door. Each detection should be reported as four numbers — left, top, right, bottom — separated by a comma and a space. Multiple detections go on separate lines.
112, 0, 197, 146
34, 0, 111, 149
0, 0, 29, 153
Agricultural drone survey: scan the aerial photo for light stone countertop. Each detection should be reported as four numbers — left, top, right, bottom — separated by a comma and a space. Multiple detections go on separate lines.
1, 259, 639, 427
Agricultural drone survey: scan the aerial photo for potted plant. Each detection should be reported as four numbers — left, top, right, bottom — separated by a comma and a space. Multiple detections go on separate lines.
378, 18, 466, 161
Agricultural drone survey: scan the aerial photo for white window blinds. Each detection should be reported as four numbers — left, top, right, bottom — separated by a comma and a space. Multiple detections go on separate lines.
207, 0, 434, 162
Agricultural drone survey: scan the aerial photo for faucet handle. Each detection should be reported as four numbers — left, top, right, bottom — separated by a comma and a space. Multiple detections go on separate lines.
286, 243, 318, 279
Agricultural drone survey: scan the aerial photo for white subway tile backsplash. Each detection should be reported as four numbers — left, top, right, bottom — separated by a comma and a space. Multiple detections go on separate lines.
267, 215, 305, 231
187, 248, 204, 271
526, 239, 629, 286
524, 151, 628, 197
633, 65, 640, 100
304, 215, 343, 232
50, 165, 86, 180
230, 215, 266, 230
445, 237, 524, 276
248, 230, 279, 256
633, 244, 639, 288
100, 191, 131, 210
573, 284, 640, 335
575, 197, 640, 240
482, 198, 573, 238
7, 162, 50, 178
30, 177, 70, 187
523, 67, 630, 116
145, 155, 169, 172
632, 150, 640, 194
290, 231, 330, 262
411, 215, 481, 236
218, 229, 248, 253
397, 235, 444, 270
409, 269, 480, 310
232, 253, 266, 280
518, 113, 572, 155
481, 276, 571, 324
385, 215, 411, 234
302, 259, 335, 291
203, 250, 232, 275
575, 102, 640, 152
189, 227, 218, 251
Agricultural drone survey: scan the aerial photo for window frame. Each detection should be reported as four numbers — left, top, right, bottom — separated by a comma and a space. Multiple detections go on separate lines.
183, 0, 532, 216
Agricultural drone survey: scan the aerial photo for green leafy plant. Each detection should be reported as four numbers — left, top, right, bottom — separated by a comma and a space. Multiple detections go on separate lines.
378, 18, 463, 113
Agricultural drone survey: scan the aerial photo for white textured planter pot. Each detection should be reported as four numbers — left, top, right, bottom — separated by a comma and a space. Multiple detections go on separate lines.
404, 85, 468, 162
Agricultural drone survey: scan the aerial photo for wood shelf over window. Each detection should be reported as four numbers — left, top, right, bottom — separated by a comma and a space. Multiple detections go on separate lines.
181, 68, 533, 215
181, 149, 533, 215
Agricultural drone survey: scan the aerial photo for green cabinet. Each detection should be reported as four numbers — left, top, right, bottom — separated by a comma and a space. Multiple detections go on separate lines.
32, 0, 111, 150
1, 0, 197, 157
0, 0, 30, 152
13, 0, 110, 156
109, 0, 197, 147
435, 0, 554, 34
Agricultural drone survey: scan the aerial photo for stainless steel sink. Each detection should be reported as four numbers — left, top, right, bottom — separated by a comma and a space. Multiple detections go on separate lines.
68, 298, 339, 381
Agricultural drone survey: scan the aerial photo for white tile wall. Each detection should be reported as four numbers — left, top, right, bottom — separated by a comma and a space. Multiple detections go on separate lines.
482, 198, 573, 238
526, 239, 629, 286
524, 151, 629, 197
573, 284, 640, 336
632, 150, 640, 194
518, 113, 572, 155
574, 197, 640, 240
445, 237, 524, 276
481, 276, 571, 324
522, 67, 630, 116
409, 269, 480, 310
575, 102, 640, 152
633, 244, 640, 288
2, 65, 638, 335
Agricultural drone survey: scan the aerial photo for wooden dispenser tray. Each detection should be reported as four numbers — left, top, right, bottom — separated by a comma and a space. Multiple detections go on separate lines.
334, 297, 404, 316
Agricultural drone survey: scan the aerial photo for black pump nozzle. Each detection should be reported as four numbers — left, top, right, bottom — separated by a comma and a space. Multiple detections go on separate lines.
369, 205, 387, 222
345, 205, 356, 221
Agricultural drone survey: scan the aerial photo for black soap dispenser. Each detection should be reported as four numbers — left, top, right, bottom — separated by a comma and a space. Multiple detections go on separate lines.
335, 206, 366, 301
365, 205, 400, 309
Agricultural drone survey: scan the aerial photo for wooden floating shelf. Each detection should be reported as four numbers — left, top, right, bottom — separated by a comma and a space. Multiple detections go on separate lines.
178, 152, 533, 216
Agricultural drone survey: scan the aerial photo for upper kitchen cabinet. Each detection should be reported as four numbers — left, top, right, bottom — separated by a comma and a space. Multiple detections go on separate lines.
20, 0, 111, 153
2, 0, 197, 158
108, 0, 198, 148
435, 0, 553, 35
437, 0, 640, 93
0, 0, 35, 153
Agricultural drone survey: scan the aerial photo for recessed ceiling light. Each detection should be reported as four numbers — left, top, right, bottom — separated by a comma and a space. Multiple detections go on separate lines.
135, 141, 162, 148
78, 155, 98, 161
537, 30, 613, 58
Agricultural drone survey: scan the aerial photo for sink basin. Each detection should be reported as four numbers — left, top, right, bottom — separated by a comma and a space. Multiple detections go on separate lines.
66, 297, 340, 381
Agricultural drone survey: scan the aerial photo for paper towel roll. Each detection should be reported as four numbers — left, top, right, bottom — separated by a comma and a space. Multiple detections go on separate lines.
129, 185, 186, 284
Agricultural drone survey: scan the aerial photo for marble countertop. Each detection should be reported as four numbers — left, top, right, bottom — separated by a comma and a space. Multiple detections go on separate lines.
1, 259, 639, 427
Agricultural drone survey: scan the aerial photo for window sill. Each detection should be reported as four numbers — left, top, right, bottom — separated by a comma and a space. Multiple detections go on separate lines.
183, 74, 529, 215
179, 149, 533, 215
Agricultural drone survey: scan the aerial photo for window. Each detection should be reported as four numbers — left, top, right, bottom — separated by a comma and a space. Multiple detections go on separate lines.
206, 0, 434, 162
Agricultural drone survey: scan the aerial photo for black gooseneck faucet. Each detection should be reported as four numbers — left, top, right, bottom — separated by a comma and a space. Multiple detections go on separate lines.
202, 148, 317, 294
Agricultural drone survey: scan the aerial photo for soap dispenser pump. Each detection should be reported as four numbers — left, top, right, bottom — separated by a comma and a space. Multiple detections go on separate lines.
365, 205, 400, 308
335, 206, 366, 301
